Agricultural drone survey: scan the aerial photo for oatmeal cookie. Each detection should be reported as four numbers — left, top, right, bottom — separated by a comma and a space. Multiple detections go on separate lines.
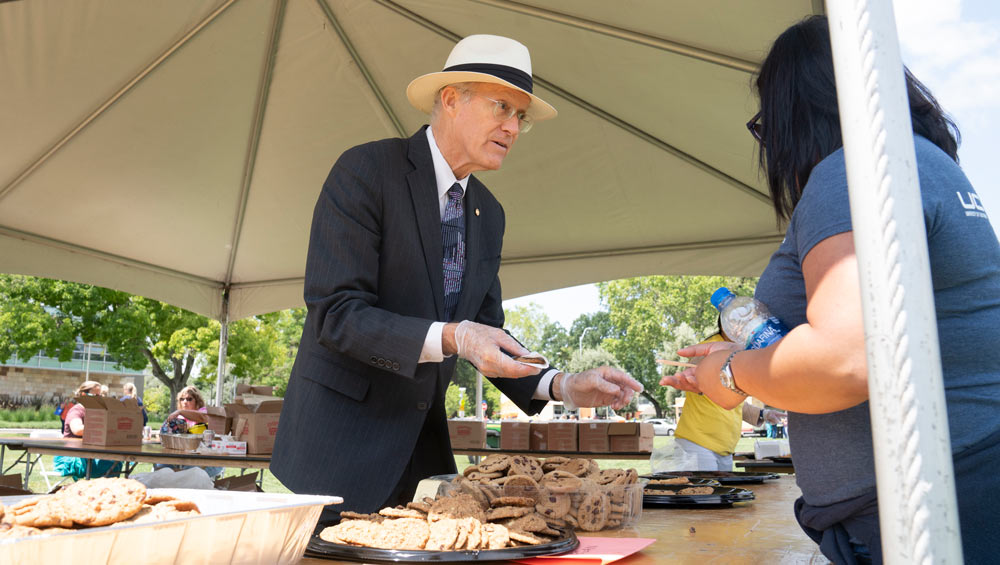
379, 506, 426, 519
8, 496, 73, 528
374, 517, 429, 550
320, 519, 381, 546
482, 523, 511, 549
678, 486, 715, 495
425, 518, 459, 550
62, 478, 146, 527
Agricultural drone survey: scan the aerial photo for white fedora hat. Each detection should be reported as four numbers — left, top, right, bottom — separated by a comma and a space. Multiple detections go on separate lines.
406, 34, 557, 121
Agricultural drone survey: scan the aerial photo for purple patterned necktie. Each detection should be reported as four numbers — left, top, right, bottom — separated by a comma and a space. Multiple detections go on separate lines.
442, 183, 465, 320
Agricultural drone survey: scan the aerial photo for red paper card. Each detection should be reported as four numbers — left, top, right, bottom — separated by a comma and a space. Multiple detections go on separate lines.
514, 536, 656, 565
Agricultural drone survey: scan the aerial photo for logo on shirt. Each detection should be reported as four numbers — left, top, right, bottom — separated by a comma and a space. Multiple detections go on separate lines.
956, 191, 989, 219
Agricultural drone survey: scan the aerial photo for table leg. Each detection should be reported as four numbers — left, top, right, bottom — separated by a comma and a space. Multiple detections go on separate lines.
85, 458, 93, 479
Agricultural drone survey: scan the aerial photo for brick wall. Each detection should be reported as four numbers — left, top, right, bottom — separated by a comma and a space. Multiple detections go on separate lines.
0, 365, 141, 403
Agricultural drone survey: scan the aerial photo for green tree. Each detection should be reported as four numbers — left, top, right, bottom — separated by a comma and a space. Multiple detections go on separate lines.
503, 303, 550, 352
0, 275, 288, 411
502, 302, 573, 371
598, 275, 757, 417
566, 347, 618, 373
450, 360, 502, 418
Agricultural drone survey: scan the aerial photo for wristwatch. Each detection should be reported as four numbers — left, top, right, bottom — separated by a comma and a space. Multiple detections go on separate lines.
719, 350, 748, 396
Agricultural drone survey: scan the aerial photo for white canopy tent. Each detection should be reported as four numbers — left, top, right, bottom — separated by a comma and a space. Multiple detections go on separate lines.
1, 2, 962, 559
0, 0, 822, 321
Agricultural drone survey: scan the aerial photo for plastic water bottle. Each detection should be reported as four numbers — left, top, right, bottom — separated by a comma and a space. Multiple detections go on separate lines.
711, 287, 789, 350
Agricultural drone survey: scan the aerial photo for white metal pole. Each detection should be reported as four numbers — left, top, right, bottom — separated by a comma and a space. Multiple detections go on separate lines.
476, 371, 484, 419
216, 289, 230, 406
825, 2, 962, 563
84, 342, 91, 379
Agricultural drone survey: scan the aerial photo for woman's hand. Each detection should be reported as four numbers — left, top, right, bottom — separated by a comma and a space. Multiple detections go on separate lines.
660, 340, 739, 393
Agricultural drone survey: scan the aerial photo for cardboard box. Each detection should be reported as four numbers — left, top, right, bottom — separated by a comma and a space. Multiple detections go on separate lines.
529, 422, 549, 451
577, 420, 610, 452
235, 383, 274, 396
205, 405, 232, 435
548, 421, 578, 451
76, 395, 143, 446
231, 400, 282, 454
447, 419, 486, 449
209, 438, 248, 455
609, 422, 654, 452
500, 420, 530, 450
214, 472, 262, 492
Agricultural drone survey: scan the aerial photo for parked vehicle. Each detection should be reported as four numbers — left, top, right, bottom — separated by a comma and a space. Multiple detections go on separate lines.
647, 418, 676, 436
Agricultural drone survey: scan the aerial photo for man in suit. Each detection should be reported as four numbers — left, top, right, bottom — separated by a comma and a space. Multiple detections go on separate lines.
271, 35, 642, 515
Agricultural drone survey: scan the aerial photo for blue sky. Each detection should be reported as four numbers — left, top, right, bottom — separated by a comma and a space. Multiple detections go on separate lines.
505, 0, 1000, 328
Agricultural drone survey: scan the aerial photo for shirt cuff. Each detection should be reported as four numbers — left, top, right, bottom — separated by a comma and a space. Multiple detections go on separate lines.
532, 369, 560, 400
419, 322, 446, 363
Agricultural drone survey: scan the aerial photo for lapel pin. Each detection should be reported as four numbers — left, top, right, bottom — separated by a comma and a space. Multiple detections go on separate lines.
475, 208, 480, 216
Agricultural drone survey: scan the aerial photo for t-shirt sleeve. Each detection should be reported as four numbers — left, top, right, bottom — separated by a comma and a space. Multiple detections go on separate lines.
792, 149, 854, 260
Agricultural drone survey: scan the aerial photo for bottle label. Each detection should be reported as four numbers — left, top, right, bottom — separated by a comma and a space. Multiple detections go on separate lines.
746, 317, 788, 349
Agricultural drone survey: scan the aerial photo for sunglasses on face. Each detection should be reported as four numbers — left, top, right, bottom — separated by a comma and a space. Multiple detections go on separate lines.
178, 397, 194, 402
746, 111, 764, 143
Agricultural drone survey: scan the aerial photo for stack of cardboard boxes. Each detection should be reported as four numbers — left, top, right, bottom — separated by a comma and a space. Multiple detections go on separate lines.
203, 384, 283, 454
493, 420, 653, 453
76, 396, 144, 447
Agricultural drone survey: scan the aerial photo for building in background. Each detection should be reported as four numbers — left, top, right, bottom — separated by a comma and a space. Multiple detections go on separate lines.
1, 338, 146, 405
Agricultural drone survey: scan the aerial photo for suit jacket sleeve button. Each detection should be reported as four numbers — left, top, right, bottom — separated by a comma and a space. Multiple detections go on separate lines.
370, 356, 378, 364
416, 401, 428, 410
392, 362, 400, 371
377, 358, 386, 366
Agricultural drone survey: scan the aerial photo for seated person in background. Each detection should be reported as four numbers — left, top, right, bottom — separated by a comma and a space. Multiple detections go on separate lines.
121, 382, 148, 426
156, 385, 222, 479
54, 380, 123, 480
160, 385, 209, 434
661, 331, 784, 472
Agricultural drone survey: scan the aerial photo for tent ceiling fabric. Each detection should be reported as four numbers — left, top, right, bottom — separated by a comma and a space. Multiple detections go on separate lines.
0, 0, 819, 321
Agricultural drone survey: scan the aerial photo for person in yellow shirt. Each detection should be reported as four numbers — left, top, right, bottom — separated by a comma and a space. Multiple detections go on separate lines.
666, 332, 783, 471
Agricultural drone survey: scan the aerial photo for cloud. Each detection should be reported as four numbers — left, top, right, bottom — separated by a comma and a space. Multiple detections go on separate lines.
893, 0, 1000, 114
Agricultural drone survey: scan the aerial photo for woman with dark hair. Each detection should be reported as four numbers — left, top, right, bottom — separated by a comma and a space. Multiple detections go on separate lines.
665, 15, 1000, 564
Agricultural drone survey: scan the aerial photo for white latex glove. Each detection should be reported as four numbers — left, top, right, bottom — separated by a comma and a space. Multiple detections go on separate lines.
455, 320, 538, 379
559, 366, 644, 411
763, 409, 785, 425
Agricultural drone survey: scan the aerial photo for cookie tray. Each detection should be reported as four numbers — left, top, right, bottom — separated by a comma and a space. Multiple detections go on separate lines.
305, 522, 578, 563
643, 486, 755, 508
642, 471, 780, 485
0, 488, 341, 564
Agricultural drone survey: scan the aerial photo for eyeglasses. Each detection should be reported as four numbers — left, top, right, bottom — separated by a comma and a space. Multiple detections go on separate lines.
476, 94, 533, 133
178, 396, 194, 402
746, 111, 763, 143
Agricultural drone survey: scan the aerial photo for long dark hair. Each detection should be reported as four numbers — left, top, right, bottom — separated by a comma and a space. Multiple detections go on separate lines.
754, 15, 960, 223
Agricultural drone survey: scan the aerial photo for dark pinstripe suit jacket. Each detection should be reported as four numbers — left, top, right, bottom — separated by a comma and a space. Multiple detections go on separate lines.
270, 127, 545, 511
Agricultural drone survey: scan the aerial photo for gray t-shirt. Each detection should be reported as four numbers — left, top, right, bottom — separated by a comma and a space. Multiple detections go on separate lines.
755, 135, 1000, 505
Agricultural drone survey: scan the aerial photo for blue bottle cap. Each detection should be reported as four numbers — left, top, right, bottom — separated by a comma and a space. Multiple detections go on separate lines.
710, 287, 734, 310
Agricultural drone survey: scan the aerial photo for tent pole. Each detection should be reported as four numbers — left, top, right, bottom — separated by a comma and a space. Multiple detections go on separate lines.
826, 1, 961, 562
475, 371, 483, 420
216, 289, 230, 406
